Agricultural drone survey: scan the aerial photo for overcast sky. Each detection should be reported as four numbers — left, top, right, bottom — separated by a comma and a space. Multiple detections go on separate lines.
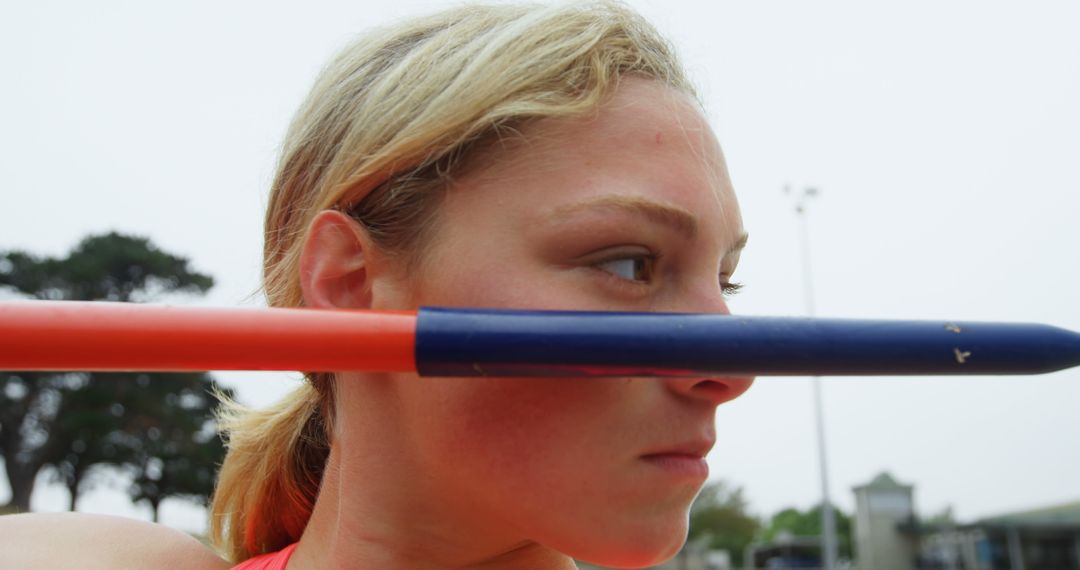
2, 0, 1078, 535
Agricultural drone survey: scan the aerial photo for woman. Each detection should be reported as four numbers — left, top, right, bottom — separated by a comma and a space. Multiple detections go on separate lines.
1, 2, 753, 568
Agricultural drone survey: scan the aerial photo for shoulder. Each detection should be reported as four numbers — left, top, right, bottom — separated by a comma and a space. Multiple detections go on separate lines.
0, 512, 232, 570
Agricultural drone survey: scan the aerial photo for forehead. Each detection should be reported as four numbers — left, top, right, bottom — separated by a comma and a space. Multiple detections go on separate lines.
447, 78, 742, 240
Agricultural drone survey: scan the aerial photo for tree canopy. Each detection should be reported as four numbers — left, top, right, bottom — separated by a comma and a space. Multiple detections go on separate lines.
688, 480, 762, 562
1, 232, 222, 515
0, 232, 213, 302
762, 503, 854, 560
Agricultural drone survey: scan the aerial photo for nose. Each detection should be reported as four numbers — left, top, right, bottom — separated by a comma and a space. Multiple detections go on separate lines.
662, 374, 755, 406
659, 279, 754, 405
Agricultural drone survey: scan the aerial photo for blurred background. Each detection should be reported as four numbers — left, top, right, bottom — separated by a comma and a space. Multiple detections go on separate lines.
2, 1, 1077, 567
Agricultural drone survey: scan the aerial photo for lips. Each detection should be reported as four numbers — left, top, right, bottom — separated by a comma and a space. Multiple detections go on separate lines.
640, 439, 715, 459
640, 451, 711, 479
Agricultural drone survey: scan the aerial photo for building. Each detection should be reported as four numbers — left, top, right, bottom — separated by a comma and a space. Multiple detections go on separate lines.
917, 501, 1080, 570
853, 472, 920, 570
853, 472, 1080, 570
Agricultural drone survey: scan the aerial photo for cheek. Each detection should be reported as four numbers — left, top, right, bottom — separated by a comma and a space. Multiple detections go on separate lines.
401, 376, 666, 533
415, 379, 611, 476
413, 386, 694, 567
412, 243, 569, 309
401, 378, 701, 530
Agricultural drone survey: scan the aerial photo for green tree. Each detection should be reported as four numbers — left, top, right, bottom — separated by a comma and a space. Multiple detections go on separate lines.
923, 505, 957, 527
118, 373, 231, 522
0, 232, 214, 512
43, 372, 233, 517
688, 480, 762, 564
47, 373, 134, 510
763, 503, 854, 560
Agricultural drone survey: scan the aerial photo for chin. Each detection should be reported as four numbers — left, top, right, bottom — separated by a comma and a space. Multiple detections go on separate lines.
563, 516, 690, 569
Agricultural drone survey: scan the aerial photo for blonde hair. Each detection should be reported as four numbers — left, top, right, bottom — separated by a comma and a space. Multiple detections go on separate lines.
209, 1, 693, 562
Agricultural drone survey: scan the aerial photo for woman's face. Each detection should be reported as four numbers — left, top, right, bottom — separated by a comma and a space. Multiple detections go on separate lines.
355, 79, 751, 567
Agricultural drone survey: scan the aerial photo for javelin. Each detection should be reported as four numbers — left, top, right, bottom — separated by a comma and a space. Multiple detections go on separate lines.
0, 301, 1078, 376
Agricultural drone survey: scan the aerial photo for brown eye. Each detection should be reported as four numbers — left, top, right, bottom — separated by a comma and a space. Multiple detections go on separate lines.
597, 256, 653, 282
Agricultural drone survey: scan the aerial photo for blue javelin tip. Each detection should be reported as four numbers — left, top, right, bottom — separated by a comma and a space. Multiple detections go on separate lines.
414, 308, 1080, 377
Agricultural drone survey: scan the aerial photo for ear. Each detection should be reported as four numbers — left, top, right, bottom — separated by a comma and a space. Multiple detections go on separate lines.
299, 210, 382, 310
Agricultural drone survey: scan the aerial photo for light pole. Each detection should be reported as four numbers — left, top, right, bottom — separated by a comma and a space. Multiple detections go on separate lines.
785, 185, 838, 570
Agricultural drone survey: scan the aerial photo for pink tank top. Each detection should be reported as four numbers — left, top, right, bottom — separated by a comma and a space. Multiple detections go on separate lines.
230, 543, 298, 570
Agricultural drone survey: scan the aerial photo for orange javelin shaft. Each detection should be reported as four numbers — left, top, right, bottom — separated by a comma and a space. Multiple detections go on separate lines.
0, 301, 417, 372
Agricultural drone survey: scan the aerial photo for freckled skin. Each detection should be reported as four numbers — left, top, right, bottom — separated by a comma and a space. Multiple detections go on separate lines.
300, 78, 754, 569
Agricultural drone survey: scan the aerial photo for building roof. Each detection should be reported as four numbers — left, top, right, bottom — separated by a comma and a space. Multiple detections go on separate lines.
977, 501, 1080, 528
853, 471, 911, 492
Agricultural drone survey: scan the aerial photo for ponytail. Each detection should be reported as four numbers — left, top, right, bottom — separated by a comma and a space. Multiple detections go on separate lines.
209, 380, 331, 562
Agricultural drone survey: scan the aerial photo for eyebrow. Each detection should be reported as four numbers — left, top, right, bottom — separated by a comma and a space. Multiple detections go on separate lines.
549, 195, 749, 256
550, 195, 699, 239
728, 232, 749, 256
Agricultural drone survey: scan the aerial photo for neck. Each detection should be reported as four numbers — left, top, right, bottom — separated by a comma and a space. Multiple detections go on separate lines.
288, 382, 578, 570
